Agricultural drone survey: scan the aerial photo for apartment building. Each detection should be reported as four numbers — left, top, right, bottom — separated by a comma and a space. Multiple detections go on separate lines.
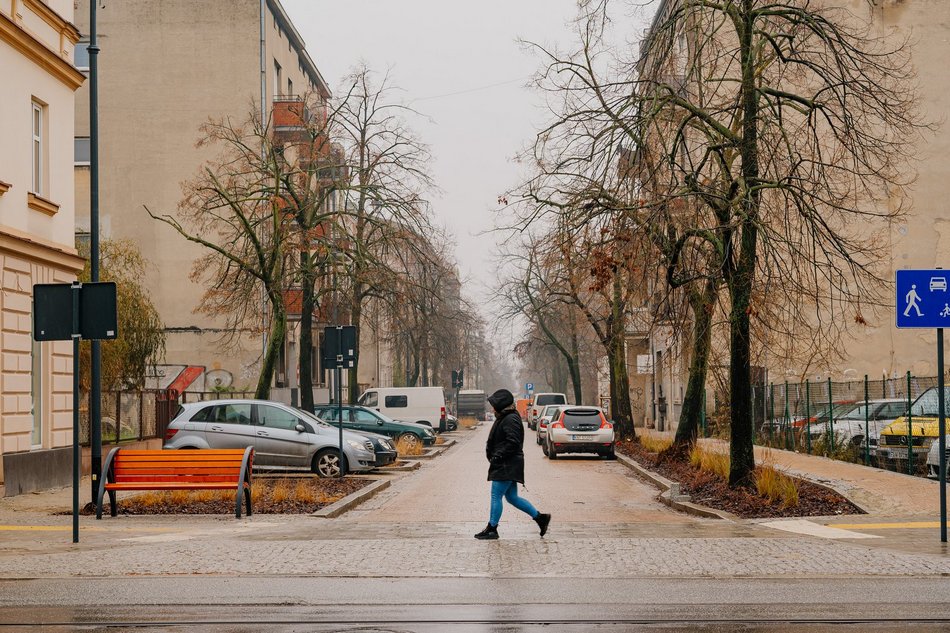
0, 0, 85, 492
633, 0, 950, 432
72, 0, 331, 396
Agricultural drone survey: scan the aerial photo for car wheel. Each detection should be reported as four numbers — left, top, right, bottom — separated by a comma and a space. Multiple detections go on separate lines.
313, 449, 346, 478
603, 448, 616, 460
399, 432, 421, 451
547, 440, 557, 460
536, 433, 542, 445
541, 440, 549, 457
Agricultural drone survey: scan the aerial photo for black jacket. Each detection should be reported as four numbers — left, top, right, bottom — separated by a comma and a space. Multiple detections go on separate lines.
486, 409, 525, 483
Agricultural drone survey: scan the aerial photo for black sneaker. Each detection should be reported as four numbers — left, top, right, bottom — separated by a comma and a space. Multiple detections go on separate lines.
474, 523, 499, 540
534, 513, 551, 538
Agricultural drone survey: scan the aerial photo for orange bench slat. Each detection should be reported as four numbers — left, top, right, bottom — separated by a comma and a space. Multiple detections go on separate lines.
105, 482, 247, 491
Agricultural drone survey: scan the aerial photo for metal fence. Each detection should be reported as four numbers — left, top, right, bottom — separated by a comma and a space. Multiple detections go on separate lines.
78, 390, 255, 446
744, 373, 946, 477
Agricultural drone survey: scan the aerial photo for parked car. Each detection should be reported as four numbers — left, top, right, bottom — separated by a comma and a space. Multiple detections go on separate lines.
444, 414, 459, 432
163, 399, 377, 478
878, 387, 950, 466
358, 386, 447, 431
536, 404, 567, 446
926, 435, 950, 479
804, 399, 907, 452
356, 430, 398, 468
544, 406, 615, 459
312, 404, 436, 451
527, 393, 567, 430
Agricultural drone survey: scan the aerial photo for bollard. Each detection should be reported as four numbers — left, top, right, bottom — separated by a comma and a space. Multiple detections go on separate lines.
805, 380, 811, 455
907, 371, 914, 476
864, 374, 870, 466
827, 378, 834, 454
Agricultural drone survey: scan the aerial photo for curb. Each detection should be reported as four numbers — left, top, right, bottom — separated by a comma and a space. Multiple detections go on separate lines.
376, 461, 421, 473
311, 478, 391, 518
778, 466, 873, 515
414, 447, 446, 460
615, 453, 737, 521
434, 438, 457, 449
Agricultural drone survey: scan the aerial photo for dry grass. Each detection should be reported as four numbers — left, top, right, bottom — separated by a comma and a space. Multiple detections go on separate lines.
127, 478, 346, 509
459, 416, 479, 428
689, 445, 731, 481
754, 465, 800, 508
435, 436, 446, 445
395, 436, 424, 457
639, 435, 673, 454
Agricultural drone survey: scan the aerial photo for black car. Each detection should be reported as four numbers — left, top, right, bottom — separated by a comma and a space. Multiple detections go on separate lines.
359, 430, 398, 467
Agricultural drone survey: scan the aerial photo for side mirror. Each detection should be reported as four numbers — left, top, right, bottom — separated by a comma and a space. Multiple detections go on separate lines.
295, 424, 306, 433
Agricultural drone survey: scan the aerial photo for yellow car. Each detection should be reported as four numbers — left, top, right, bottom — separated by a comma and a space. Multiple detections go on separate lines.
877, 387, 950, 465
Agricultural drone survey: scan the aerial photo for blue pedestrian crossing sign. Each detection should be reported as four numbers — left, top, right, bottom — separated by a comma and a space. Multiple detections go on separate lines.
896, 270, 950, 328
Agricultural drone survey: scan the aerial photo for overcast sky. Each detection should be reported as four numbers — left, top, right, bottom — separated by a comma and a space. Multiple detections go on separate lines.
284, 1, 583, 303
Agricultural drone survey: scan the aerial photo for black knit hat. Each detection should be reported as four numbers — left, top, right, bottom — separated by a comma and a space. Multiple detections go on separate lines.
487, 389, 515, 412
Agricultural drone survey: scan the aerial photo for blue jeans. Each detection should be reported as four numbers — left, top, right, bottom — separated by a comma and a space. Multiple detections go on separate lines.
489, 480, 538, 526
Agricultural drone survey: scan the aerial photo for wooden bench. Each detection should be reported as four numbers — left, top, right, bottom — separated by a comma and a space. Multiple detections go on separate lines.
96, 447, 253, 519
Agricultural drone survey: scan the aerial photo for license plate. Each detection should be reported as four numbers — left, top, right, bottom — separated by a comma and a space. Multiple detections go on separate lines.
571, 434, 590, 440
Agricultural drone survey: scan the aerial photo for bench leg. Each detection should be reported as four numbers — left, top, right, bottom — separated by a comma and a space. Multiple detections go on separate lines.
234, 485, 243, 519
109, 490, 117, 517
245, 485, 252, 517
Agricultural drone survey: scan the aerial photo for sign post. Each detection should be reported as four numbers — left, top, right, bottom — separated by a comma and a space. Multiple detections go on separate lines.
322, 326, 357, 478
895, 269, 948, 543
33, 282, 117, 543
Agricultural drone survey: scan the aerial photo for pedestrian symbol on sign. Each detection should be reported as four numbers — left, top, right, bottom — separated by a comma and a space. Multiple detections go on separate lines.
904, 284, 924, 317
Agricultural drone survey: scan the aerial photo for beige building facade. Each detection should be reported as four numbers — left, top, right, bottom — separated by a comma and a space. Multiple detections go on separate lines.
73, 0, 331, 395
0, 0, 85, 491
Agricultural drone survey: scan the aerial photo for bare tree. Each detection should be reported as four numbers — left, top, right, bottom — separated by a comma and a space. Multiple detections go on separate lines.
334, 64, 435, 401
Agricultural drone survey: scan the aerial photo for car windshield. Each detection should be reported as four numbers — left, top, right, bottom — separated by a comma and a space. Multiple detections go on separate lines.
297, 408, 332, 428
536, 394, 565, 406
910, 387, 950, 417
838, 404, 873, 420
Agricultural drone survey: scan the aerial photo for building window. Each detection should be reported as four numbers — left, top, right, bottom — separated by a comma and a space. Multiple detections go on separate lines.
74, 40, 90, 72
74, 137, 90, 166
287, 78, 293, 98
274, 60, 282, 98
31, 339, 43, 448
31, 101, 45, 195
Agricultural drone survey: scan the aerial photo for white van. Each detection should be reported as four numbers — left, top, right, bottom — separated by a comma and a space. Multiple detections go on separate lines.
527, 392, 568, 430
358, 387, 448, 432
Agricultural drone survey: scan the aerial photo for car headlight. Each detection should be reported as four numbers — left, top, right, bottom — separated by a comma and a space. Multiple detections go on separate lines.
347, 440, 367, 451
424, 428, 434, 436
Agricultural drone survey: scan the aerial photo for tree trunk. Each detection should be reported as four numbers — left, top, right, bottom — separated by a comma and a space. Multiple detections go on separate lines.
299, 252, 315, 411
567, 311, 583, 404
729, 1, 759, 487
256, 293, 286, 400
608, 272, 635, 439
348, 285, 363, 403
673, 281, 716, 450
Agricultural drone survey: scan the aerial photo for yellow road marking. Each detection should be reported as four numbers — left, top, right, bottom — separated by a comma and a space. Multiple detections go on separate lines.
0, 525, 78, 532
827, 521, 942, 530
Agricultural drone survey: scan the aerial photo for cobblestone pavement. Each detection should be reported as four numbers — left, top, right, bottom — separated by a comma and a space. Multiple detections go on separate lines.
0, 423, 948, 579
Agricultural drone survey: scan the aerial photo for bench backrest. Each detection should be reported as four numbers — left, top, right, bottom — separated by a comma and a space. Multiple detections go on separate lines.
111, 449, 252, 485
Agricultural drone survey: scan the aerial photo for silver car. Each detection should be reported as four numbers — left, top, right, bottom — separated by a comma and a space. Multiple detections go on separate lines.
163, 399, 377, 477
536, 405, 567, 446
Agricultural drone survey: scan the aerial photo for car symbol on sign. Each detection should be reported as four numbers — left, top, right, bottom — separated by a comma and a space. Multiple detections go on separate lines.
930, 277, 947, 292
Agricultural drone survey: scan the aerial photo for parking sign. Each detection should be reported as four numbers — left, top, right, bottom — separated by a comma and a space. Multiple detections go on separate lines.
896, 270, 950, 329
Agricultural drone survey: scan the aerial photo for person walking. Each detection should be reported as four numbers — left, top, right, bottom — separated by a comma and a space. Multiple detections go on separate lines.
474, 388, 551, 540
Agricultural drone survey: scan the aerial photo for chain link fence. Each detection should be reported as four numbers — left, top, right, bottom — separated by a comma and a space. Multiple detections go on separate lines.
742, 373, 947, 477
